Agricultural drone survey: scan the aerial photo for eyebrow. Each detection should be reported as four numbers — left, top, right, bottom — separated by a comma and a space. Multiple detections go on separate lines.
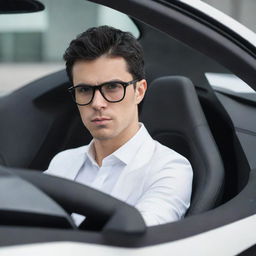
74, 79, 125, 87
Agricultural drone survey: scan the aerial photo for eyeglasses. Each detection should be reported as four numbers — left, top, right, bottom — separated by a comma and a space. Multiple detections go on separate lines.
68, 79, 139, 106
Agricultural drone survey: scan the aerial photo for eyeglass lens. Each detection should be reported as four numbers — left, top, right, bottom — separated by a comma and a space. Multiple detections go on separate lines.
74, 82, 125, 105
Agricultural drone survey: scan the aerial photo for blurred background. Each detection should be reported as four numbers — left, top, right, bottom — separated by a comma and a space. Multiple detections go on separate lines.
0, 0, 255, 93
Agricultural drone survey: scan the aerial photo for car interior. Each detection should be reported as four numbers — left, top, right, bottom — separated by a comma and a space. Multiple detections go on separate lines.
0, 0, 254, 242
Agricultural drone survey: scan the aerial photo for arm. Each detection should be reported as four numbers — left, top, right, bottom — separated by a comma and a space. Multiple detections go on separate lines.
135, 157, 193, 226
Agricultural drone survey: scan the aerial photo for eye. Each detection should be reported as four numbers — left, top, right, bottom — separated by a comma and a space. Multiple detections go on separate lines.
104, 83, 122, 91
76, 86, 92, 94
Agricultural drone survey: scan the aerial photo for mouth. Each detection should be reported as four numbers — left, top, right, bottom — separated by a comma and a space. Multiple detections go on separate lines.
91, 117, 112, 125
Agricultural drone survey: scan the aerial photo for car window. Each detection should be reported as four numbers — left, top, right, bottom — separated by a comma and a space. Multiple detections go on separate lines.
0, 0, 139, 94
205, 73, 255, 94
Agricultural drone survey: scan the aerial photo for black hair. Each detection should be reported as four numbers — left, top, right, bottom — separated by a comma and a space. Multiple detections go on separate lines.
63, 25, 145, 83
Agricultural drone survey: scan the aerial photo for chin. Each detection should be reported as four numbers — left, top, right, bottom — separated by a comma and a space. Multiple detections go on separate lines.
91, 130, 115, 141
93, 135, 115, 141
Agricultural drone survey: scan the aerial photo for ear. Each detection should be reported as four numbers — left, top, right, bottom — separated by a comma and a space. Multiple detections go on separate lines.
135, 79, 147, 104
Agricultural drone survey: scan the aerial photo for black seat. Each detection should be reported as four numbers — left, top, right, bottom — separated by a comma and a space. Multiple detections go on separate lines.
140, 76, 224, 215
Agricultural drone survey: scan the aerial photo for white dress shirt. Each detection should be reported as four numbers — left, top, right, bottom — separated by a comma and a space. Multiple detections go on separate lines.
45, 124, 193, 227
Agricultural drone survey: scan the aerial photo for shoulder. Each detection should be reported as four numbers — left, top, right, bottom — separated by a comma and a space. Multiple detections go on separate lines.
139, 124, 191, 170
153, 140, 190, 165
147, 140, 193, 183
53, 145, 88, 159
44, 145, 88, 174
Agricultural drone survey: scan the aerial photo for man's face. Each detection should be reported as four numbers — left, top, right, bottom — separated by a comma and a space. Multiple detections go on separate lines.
72, 55, 146, 144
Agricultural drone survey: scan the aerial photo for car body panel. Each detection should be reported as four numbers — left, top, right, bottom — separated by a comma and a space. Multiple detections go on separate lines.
0, 214, 256, 255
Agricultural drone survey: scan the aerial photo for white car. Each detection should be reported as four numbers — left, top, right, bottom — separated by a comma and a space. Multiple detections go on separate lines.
0, 0, 256, 255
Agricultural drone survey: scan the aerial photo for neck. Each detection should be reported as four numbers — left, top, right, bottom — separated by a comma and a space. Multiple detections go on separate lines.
93, 122, 140, 166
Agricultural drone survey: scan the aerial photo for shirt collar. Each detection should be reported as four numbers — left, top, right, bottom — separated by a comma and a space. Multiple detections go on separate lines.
112, 123, 149, 165
85, 123, 151, 166
86, 140, 98, 166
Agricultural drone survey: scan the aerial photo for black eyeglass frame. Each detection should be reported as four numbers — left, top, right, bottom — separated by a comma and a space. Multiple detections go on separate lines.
68, 79, 139, 106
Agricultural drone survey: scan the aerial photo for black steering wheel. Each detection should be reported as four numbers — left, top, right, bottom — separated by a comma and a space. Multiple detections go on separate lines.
0, 166, 146, 234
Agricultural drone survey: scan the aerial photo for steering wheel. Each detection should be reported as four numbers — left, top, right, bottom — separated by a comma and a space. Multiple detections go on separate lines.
0, 166, 146, 234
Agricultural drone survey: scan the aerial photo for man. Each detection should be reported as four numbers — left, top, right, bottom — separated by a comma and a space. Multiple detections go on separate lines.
45, 26, 193, 227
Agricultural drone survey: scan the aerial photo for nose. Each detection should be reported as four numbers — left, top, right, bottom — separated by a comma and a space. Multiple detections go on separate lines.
91, 89, 107, 110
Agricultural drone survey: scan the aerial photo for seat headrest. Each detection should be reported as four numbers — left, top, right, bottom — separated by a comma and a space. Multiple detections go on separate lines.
141, 76, 207, 136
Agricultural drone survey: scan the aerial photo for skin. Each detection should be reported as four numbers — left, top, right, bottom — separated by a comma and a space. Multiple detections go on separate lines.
72, 55, 147, 166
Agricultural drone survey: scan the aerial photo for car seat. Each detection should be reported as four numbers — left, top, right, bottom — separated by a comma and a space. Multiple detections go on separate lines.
140, 76, 225, 214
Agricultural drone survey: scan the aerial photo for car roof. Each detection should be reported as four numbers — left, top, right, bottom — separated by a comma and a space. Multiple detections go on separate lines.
179, 0, 256, 46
